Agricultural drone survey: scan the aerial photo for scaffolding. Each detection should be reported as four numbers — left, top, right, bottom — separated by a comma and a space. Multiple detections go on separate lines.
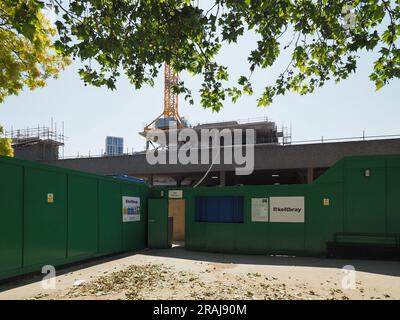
4, 122, 66, 159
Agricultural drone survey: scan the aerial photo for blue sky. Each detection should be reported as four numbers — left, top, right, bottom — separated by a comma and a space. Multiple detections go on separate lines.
1, 4, 399, 157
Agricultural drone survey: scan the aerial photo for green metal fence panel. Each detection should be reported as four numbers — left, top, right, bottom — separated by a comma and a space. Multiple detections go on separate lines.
185, 192, 206, 251
235, 223, 268, 254
387, 159, 400, 233
305, 183, 344, 254
0, 162, 23, 275
98, 180, 123, 254
205, 223, 236, 252
121, 184, 148, 251
314, 160, 344, 184
23, 167, 68, 267
235, 190, 268, 254
267, 224, 305, 253
343, 158, 386, 233
67, 175, 98, 259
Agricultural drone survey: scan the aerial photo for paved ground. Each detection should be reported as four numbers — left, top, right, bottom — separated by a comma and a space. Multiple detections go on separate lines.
1, 245, 399, 300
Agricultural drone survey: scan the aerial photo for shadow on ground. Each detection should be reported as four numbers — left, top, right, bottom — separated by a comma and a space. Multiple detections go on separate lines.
142, 243, 400, 277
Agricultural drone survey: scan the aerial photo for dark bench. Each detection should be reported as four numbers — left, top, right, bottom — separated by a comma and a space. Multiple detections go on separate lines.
327, 232, 400, 260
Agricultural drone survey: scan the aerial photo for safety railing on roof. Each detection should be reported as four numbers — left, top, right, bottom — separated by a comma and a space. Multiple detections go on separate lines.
57, 132, 400, 160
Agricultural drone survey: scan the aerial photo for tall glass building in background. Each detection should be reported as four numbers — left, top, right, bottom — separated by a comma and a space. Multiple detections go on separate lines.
105, 136, 124, 156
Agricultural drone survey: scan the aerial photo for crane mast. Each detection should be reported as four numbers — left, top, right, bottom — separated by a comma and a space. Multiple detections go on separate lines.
163, 64, 182, 125
144, 64, 183, 132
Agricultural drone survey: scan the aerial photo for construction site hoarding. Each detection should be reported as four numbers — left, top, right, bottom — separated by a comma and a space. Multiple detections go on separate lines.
0, 155, 149, 281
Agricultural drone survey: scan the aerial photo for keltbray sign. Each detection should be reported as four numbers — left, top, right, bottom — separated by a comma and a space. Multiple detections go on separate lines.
251, 198, 269, 222
122, 196, 140, 222
269, 196, 305, 223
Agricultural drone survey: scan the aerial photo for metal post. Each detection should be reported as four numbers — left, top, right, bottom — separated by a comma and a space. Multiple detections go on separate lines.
307, 168, 314, 184
219, 171, 226, 186
62, 121, 65, 158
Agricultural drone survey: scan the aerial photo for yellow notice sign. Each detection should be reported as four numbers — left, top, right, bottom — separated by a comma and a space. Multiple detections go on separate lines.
323, 198, 330, 206
47, 193, 54, 203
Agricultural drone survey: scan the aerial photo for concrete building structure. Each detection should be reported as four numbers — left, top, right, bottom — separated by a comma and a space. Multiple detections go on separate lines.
43, 136, 400, 186
9, 120, 399, 187
7, 126, 64, 161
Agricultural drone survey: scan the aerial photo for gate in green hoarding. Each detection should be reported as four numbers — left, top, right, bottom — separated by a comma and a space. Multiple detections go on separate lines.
148, 199, 170, 249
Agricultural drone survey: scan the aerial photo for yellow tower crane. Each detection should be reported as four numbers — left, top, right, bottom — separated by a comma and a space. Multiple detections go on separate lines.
143, 64, 184, 132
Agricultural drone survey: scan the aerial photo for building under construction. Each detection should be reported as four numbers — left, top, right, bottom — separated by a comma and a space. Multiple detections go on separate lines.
5, 125, 65, 161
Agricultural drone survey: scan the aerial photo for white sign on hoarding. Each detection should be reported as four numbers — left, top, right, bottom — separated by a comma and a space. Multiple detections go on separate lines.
168, 190, 183, 198
251, 198, 269, 222
122, 196, 140, 222
269, 196, 305, 223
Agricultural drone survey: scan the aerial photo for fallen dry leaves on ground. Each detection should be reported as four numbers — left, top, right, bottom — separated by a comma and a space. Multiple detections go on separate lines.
66, 263, 352, 300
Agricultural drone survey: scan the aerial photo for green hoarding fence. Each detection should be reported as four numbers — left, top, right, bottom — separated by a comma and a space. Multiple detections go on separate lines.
1, 153, 400, 281
0, 155, 149, 281
155, 154, 400, 256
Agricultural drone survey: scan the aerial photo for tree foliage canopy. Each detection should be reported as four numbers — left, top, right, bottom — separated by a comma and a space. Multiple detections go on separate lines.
50, 0, 399, 111
2, 1, 399, 110
0, 0, 70, 103
0, 126, 13, 157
